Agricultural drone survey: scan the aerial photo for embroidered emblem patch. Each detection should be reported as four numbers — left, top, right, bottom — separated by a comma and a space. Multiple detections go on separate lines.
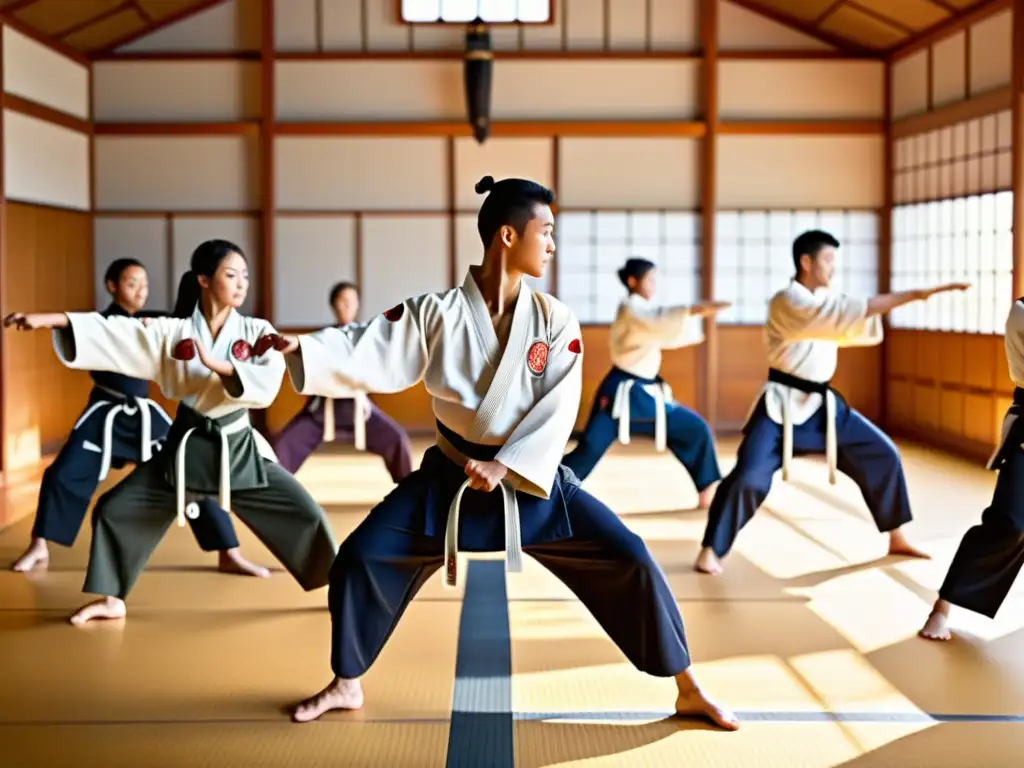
384, 304, 404, 322
527, 341, 549, 375
231, 339, 252, 361
172, 339, 197, 361
568, 338, 583, 354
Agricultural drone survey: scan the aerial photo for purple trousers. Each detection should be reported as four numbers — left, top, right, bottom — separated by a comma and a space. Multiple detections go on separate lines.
273, 397, 413, 482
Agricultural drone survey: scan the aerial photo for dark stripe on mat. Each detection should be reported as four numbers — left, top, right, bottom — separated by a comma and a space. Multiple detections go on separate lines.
445, 560, 515, 767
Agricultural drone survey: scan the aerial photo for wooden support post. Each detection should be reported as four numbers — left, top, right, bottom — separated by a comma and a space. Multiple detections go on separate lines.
699, 0, 718, 428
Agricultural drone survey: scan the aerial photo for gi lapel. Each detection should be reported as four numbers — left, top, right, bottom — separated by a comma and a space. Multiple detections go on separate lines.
463, 272, 533, 443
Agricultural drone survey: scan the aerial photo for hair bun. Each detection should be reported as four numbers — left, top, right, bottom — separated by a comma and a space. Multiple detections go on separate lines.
475, 175, 495, 194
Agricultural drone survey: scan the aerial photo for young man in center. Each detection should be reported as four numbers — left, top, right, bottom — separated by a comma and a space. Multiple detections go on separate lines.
272, 175, 739, 731
696, 229, 969, 575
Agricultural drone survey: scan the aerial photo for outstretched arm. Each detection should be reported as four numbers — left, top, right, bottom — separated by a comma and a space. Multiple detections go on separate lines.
6, 311, 167, 380
866, 283, 969, 317
622, 301, 730, 350
274, 295, 438, 397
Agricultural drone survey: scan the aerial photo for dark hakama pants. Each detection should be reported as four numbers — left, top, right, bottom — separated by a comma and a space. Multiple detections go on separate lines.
32, 388, 239, 553
328, 422, 692, 679
83, 407, 337, 599
562, 367, 721, 491
938, 401, 1024, 618
273, 397, 413, 482
702, 395, 913, 558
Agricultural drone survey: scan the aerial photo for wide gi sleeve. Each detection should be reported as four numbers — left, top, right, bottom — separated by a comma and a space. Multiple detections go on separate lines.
494, 307, 583, 499
618, 305, 704, 349
772, 290, 883, 347
222, 318, 286, 409
286, 294, 438, 397
52, 312, 172, 381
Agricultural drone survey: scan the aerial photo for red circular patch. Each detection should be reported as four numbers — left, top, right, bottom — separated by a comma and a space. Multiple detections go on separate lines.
172, 339, 196, 361
231, 339, 252, 361
568, 338, 583, 355
527, 341, 549, 375
384, 304, 404, 322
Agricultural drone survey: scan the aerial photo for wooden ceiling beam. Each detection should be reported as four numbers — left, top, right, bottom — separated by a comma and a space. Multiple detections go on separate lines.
888, 0, 1011, 60
57, 1, 138, 41
845, 1, 917, 35
814, 1, 846, 25
92, 0, 231, 55
724, 0, 879, 55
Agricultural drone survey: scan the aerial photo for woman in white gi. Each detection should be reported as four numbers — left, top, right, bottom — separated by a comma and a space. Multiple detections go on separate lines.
562, 257, 729, 508
4, 240, 337, 626
10, 257, 267, 578
276, 176, 739, 732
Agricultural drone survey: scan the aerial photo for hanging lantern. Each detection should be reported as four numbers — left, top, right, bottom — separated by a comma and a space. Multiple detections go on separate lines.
464, 19, 493, 144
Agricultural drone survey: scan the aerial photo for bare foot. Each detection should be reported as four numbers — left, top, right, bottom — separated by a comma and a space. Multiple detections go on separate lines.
674, 671, 740, 731
696, 482, 719, 510
292, 677, 364, 723
12, 538, 49, 572
919, 599, 952, 641
695, 547, 724, 575
218, 548, 271, 578
69, 597, 127, 627
888, 529, 930, 559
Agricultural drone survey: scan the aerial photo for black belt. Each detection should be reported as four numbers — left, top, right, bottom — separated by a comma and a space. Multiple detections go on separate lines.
436, 420, 500, 462
989, 388, 1024, 470
768, 368, 831, 395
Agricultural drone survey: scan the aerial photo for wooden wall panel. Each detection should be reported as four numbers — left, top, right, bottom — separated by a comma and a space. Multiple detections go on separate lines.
2, 26, 89, 119
2, 203, 93, 468
3, 111, 89, 211
885, 330, 1006, 461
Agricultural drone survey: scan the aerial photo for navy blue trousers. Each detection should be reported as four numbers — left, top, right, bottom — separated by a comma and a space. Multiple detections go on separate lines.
33, 405, 239, 552
562, 371, 721, 492
327, 451, 691, 680
938, 448, 1024, 618
702, 397, 913, 557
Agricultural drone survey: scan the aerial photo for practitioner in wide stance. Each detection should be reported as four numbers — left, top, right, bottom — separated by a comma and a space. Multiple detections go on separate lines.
696, 230, 969, 575
4, 240, 337, 626
273, 281, 413, 482
11, 258, 267, 579
277, 176, 738, 730
920, 297, 1024, 640
562, 257, 729, 508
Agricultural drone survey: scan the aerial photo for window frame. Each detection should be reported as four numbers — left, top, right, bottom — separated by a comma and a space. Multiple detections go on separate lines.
397, 0, 556, 25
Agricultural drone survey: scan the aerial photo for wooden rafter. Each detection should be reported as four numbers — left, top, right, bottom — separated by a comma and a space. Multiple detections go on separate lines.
57, 1, 138, 41
95, 0, 230, 54
724, 0, 876, 54
889, 0, 1011, 59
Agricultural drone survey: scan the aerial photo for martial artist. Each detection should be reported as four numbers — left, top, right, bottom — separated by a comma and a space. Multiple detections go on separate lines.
562, 257, 729, 508
272, 281, 413, 482
696, 229, 969, 575
4, 240, 337, 626
10, 258, 267, 579
277, 175, 739, 731
921, 297, 1024, 640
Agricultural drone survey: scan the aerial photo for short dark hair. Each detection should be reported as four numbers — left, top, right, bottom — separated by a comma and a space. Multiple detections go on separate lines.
792, 230, 839, 274
104, 258, 145, 290
474, 175, 555, 248
329, 281, 358, 306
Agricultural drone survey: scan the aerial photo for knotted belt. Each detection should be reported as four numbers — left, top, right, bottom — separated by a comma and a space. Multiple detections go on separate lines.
435, 420, 522, 589
768, 367, 839, 485
174, 410, 250, 527
74, 384, 165, 482
609, 369, 673, 453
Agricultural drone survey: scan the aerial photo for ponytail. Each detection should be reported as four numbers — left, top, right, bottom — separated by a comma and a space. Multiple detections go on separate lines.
172, 270, 201, 318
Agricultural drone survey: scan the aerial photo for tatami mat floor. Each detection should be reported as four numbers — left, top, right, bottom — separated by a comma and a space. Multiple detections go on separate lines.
0, 438, 1021, 766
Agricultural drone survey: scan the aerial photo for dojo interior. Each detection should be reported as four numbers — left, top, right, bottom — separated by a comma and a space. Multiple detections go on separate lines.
0, 0, 1022, 765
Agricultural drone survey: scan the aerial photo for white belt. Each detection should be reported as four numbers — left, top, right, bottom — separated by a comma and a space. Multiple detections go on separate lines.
779, 388, 837, 485
320, 395, 368, 451
174, 411, 250, 527
437, 431, 523, 589
74, 387, 165, 482
610, 379, 671, 452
